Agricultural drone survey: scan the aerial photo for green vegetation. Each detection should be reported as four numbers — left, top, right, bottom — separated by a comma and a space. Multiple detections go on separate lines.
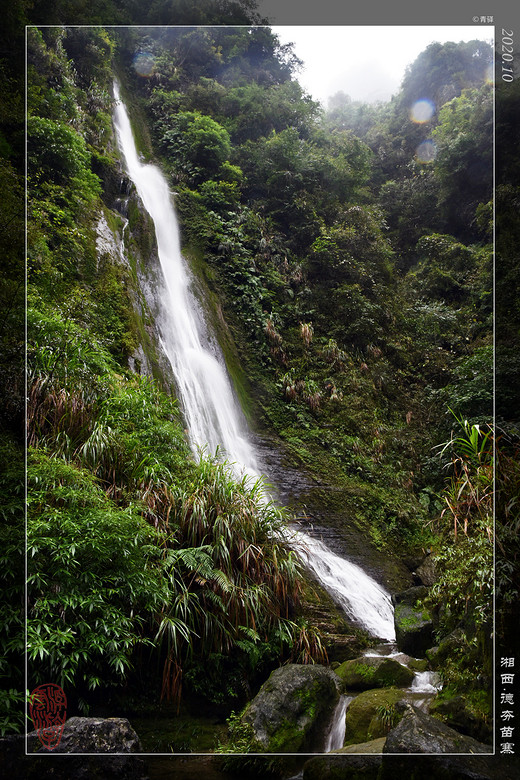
1, 0, 507, 750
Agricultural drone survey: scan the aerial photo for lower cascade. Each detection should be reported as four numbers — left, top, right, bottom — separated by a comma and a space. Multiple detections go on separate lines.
323, 695, 353, 752
112, 81, 395, 643
292, 530, 396, 641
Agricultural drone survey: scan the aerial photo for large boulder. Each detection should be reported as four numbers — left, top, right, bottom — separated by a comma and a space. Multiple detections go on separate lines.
0, 718, 147, 779
241, 663, 340, 753
33, 716, 143, 753
335, 656, 414, 691
383, 701, 491, 754
392, 587, 434, 657
343, 687, 406, 745
379, 702, 507, 780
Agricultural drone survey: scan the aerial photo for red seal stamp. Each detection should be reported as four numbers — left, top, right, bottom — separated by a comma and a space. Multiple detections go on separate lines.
29, 683, 67, 750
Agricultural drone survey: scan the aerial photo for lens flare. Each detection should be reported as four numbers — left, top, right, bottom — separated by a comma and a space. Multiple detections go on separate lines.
133, 52, 155, 77
415, 139, 437, 163
410, 98, 435, 123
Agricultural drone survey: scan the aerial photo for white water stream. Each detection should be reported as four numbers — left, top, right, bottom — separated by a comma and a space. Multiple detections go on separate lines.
112, 82, 395, 643
113, 82, 259, 480
323, 695, 353, 752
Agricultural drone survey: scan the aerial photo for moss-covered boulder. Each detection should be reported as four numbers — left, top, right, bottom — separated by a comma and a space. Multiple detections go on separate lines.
415, 554, 437, 586
392, 587, 434, 657
241, 664, 340, 753
343, 687, 406, 745
407, 657, 428, 672
335, 656, 414, 690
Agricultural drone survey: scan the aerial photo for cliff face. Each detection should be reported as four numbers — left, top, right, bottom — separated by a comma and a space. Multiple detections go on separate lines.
96, 168, 176, 390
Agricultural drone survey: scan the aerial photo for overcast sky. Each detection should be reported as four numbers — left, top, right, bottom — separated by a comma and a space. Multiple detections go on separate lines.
271, 26, 494, 105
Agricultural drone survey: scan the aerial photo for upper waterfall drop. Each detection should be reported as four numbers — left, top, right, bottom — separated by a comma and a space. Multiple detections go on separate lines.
112, 81, 260, 480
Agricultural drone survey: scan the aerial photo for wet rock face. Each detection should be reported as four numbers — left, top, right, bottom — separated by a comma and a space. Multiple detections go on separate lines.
31, 716, 143, 754
335, 656, 415, 691
383, 702, 491, 754
392, 587, 434, 657
241, 663, 340, 753
1, 718, 147, 779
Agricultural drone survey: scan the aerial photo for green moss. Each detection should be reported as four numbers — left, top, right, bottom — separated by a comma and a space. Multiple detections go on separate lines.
395, 603, 431, 630
344, 688, 406, 746
268, 718, 303, 753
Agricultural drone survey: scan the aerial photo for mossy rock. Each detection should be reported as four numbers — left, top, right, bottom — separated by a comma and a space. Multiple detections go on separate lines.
383, 701, 492, 754
335, 656, 414, 690
406, 657, 428, 672
393, 590, 434, 657
344, 688, 406, 745
427, 628, 464, 670
337, 737, 386, 754
241, 664, 340, 753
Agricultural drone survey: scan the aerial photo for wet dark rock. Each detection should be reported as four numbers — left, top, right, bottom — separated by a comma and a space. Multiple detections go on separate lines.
241, 663, 340, 753
383, 701, 491, 754
414, 554, 437, 587
391, 586, 429, 607
34, 716, 143, 753
402, 555, 425, 573
392, 587, 434, 657
335, 656, 414, 691
0, 719, 147, 779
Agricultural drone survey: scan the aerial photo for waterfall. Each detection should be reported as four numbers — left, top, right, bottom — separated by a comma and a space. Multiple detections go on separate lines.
113, 81, 259, 481
411, 671, 442, 693
323, 695, 353, 752
112, 82, 395, 642
292, 531, 396, 641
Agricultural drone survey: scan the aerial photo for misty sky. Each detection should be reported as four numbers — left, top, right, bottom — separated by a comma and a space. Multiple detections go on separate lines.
272, 26, 494, 106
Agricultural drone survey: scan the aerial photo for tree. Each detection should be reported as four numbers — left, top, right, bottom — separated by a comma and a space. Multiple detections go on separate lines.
160, 110, 231, 184
432, 86, 493, 240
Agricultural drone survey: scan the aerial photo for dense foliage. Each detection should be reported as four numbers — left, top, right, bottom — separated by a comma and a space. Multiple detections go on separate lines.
2, 0, 512, 745
120, 25, 493, 555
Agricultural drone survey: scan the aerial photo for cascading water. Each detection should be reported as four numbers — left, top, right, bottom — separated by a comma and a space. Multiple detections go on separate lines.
293, 531, 396, 641
113, 81, 259, 480
112, 81, 395, 642
323, 695, 353, 752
